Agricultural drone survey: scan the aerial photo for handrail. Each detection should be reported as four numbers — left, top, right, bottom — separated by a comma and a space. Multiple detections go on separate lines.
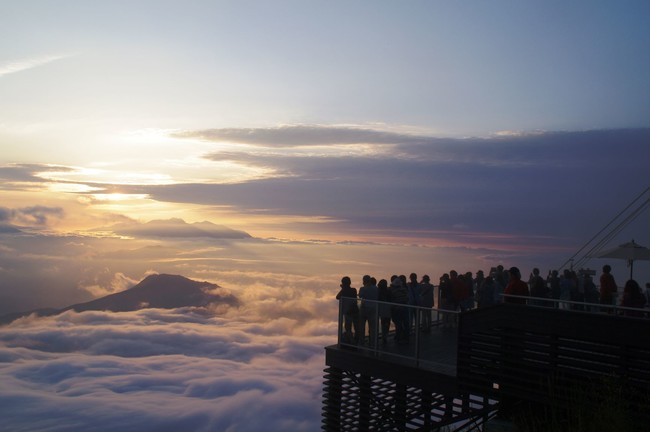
500, 293, 650, 316
336, 297, 460, 369
336, 294, 648, 371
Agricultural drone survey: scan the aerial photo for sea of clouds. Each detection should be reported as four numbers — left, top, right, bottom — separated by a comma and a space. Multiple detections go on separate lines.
0, 303, 336, 431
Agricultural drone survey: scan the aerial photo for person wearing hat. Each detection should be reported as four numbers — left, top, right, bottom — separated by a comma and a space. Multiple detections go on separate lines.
504, 267, 529, 305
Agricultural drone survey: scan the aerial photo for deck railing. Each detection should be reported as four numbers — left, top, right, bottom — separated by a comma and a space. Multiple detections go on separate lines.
337, 297, 460, 370
336, 293, 648, 371
501, 293, 650, 316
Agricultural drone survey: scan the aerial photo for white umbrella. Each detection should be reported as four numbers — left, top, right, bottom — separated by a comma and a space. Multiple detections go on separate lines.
593, 240, 650, 280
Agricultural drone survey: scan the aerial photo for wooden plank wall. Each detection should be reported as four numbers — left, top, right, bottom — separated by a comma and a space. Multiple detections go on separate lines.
457, 304, 650, 428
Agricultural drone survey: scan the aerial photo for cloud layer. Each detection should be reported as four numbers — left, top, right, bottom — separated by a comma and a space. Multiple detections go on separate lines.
157, 128, 650, 246
0, 307, 331, 431
1, 127, 649, 316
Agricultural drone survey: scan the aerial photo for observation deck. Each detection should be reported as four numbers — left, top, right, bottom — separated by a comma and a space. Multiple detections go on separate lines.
322, 297, 650, 431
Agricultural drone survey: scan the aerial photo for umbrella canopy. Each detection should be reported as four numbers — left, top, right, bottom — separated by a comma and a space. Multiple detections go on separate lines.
593, 240, 650, 279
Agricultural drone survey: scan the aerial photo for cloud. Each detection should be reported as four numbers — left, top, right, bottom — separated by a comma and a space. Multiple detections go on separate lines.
0, 308, 330, 431
1, 129, 649, 317
0, 205, 64, 226
0, 163, 75, 187
0, 54, 74, 78
77, 269, 138, 297
155, 129, 650, 244
172, 124, 430, 148
106, 218, 251, 240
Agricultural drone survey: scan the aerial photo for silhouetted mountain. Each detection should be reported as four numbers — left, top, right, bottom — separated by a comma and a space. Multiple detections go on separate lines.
0, 274, 239, 325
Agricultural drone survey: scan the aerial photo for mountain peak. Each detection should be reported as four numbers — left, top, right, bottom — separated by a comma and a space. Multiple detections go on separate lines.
0, 274, 239, 324
64, 273, 239, 313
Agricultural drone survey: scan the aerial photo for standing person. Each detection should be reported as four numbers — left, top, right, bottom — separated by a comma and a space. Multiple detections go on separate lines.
463, 271, 475, 311
450, 270, 467, 315
439, 273, 453, 328
359, 275, 379, 347
474, 270, 485, 298
377, 279, 392, 345
547, 270, 561, 308
583, 274, 599, 311
570, 270, 583, 310
474, 270, 485, 307
476, 275, 496, 308
528, 268, 549, 306
600, 265, 618, 311
504, 267, 529, 305
491, 268, 504, 303
559, 269, 574, 310
389, 276, 409, 344
495, 265, 508, 292
336, 276, 359, 344
419, 275, 434, 333
406, 273, 420, 334
621, 280, 646, 317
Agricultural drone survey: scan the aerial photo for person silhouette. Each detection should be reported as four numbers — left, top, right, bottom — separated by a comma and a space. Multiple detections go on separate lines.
336, 276, 359, 344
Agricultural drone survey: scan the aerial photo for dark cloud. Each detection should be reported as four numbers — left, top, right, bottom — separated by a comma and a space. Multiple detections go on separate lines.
0, 205, 64, 226
18, 205, 65, 225
0, 224, 21, 233
0, 163, 75, 188
173, 124, 430, 147
145, 129, 650, 250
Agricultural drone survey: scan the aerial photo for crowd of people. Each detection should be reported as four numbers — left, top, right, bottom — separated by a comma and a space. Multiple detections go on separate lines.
336, 265, 650, 346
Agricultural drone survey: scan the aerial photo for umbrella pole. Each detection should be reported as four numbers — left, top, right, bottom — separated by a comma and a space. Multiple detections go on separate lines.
630, 259, 634, 280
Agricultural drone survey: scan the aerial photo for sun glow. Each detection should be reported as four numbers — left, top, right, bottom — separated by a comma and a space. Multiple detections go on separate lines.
89, 193, 150, 202
37, 166, 176, 186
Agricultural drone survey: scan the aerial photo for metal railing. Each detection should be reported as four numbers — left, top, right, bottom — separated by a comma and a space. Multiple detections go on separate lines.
336, 293, 649, 370
336, 297, 460, 370
501, 293, 650, 316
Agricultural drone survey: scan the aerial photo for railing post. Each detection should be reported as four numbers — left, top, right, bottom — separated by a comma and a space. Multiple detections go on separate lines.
337, 298, 343, 345
415, 306, 421, 368
373, 300, 379, 354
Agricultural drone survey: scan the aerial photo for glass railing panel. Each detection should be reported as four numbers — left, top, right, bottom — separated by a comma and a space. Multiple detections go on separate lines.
337, 297, 460, 370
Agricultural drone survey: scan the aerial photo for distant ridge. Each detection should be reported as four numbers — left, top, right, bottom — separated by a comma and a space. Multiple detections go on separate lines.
0, 274, 239, 325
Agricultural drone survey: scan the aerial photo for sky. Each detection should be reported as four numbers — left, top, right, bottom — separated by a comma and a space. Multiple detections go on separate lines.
1, 1, 650, 430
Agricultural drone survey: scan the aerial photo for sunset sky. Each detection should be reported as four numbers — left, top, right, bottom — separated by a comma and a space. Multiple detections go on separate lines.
1, 1, 649, 430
